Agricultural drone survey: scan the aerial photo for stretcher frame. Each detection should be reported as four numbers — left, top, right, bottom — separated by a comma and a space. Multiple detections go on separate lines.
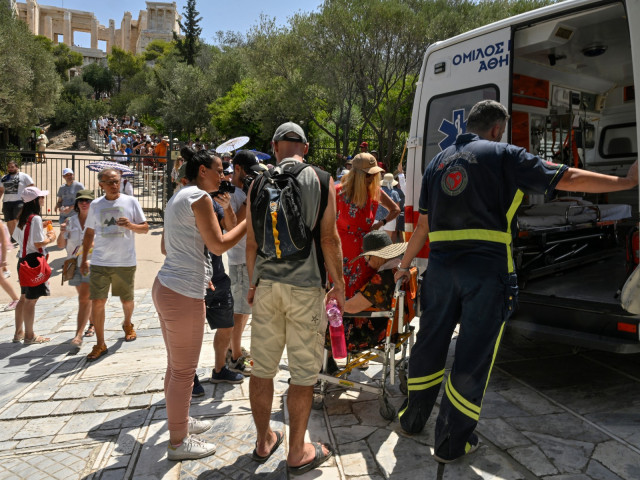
314, 269, 418, 420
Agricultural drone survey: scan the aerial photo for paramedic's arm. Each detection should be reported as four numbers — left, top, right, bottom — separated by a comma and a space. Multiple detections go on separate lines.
321, 178, 346, 311
193, 195, 246, 256
80, 228, 95, 275
557, 159, 638, 193
395, 213, 430, 283
344, 293, 372, 314
245, 188, 258, 306
373, 189, 400, 230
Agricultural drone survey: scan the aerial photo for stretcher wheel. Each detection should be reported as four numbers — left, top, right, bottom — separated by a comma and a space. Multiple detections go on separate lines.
398, 368, 408, 395
312, 393, 324, 410
379, 397, 395, 420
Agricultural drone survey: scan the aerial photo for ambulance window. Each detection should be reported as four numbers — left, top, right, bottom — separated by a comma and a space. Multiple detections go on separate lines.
423, 85, 498, 172
599, 123, 637, 158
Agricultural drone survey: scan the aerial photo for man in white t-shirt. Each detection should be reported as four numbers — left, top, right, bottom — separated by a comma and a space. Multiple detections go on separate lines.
80, 168, 149, 361
0, 161, 35, 236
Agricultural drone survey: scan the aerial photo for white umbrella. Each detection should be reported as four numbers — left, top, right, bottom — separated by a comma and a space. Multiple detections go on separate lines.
215, 136, 250, 154
86, 161, 135, 177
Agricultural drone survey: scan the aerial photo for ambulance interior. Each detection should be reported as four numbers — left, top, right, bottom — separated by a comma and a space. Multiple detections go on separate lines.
510, 1, 637, 303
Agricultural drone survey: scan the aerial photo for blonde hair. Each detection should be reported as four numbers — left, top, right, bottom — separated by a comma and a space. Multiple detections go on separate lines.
340, 154, 381, 208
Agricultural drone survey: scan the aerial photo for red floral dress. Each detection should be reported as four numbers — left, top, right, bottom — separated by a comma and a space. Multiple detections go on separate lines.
336, 184, 378, 298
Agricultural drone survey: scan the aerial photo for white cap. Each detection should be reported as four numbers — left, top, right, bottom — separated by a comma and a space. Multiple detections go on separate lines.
62, 168, 74, 176
21, 186, 49, 203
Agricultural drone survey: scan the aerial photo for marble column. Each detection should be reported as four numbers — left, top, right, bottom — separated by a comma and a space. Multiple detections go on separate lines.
44, 15, 53, 41
63, 11, 72, 46
91, 17, 98, 50
108, 19, 115, 53
122, 12, 132, 52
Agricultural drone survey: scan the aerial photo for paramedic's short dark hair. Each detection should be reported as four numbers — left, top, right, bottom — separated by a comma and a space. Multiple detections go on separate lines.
466, 100, 510, 133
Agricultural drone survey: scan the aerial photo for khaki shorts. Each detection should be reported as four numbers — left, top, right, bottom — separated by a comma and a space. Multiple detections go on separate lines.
89, 265, 136, 301
250, 280, 327, 386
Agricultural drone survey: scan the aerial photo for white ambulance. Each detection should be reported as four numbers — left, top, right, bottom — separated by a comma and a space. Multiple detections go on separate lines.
405, 0, 640, 352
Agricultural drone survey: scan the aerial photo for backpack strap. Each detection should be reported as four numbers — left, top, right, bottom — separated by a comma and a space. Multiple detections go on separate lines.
308, 166, 331, 285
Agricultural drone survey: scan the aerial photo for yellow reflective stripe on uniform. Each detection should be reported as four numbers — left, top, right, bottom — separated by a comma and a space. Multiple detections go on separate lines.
428, 229, 512, 244
445, 377, 480, 421
407, 369, 444, 391
483, 321, 506, 398
270, 211, 281, 258
505, 189, 524, 273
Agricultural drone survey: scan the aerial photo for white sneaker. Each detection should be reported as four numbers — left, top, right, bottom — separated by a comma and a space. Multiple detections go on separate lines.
167, 435, 216, 461
188, 416, 212, 435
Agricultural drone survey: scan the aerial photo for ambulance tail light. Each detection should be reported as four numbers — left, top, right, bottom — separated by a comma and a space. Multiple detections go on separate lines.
617, 322, 638, 336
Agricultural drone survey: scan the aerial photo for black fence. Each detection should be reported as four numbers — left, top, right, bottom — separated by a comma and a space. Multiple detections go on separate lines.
0, 150, 173, 223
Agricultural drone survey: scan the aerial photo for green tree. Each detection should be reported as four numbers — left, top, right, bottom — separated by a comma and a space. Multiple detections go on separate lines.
107, 46, 143, 92
143, 39, 173, 62
53, 95, 106, 140
173, 0, 202, 66
0, 6, 60, 146
208, 78, 261, 141
52, 43, 84, 81
61, 76, 93, 100
82, 63, 114, 96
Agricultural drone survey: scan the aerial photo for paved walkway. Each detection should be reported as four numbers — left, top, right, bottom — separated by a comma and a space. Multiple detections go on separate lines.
0, 290, 638, 479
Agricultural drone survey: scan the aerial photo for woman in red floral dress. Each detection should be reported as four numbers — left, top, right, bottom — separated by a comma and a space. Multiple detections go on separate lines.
336, 153, 400, 298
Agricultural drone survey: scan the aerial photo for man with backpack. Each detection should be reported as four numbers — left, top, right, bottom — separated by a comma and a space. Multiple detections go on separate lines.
246, 122, 344, 475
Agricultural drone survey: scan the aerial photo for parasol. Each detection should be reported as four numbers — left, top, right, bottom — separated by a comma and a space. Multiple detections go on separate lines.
86, 161, 135, 177
250, 149, 271, 161
215, 136, 250, 154
119, 129, 137, 134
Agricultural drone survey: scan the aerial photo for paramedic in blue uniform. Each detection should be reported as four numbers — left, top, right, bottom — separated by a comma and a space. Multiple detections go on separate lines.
394, 100, 638, 464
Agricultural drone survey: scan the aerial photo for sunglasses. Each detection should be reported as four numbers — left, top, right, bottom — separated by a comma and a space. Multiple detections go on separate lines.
77, 198, 92, 203
100, 180, 120, 186
365, 173, 376, 178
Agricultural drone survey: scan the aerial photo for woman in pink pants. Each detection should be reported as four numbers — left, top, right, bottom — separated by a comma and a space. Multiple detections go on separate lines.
154, 146, 246, 461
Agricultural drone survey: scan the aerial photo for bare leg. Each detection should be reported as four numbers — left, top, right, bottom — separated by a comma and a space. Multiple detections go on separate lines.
121, 299, 134, 327
231, 313, 249, 360
92, 298, 108, 348
72, 283, 92, 344
14, 294, 26, 338
7, 219, 17, 237
0, 274, 19, 302
214, 327, 233, 372
22, 298, 39, 339
250, 376, 279, 457
287, 384, 331, 467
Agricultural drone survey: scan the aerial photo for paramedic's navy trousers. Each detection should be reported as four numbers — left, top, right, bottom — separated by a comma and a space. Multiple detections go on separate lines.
399, 251, 517, 461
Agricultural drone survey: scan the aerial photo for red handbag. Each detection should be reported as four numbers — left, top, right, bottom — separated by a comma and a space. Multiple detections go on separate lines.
18, 215, 51, 287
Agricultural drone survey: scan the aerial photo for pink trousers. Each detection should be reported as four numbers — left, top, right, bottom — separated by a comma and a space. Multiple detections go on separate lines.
152, 278, 205, 439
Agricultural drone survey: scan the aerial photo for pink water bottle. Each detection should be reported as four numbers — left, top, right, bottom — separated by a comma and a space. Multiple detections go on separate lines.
327, 299, 347, 360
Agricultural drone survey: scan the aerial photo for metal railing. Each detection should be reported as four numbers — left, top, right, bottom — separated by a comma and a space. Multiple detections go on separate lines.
0, 150, 171, 223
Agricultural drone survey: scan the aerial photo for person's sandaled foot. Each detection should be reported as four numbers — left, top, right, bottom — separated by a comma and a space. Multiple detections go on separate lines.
287, 442, 334, 476
70, 337, 83, 348
12, 332, 24, 343
24, 335, 50, 345
87, 344, 108, 361
122, 323, 137, 342
84, 324, 95, 337
252, 430, 284, 463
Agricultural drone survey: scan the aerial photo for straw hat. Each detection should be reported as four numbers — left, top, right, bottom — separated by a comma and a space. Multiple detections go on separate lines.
355, 230, 407, 260
382, 173, 398, 187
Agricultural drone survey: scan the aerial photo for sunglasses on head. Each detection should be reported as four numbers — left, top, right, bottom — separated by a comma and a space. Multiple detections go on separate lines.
280, 136, 305, 143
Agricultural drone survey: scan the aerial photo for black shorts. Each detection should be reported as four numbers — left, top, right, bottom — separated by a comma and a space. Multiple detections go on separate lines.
3, 201, 24, 222
205, 287, 234, 330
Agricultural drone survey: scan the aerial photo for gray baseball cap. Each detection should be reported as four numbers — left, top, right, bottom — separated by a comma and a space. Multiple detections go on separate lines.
272, 122, 307, 144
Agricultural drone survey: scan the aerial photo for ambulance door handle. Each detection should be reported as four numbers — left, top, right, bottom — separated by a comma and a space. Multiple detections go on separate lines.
408, 137, 422, 148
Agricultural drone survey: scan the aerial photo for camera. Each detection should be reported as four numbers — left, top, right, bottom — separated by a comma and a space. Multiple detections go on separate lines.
242, 173, 256, 194
211, 180, 235, 197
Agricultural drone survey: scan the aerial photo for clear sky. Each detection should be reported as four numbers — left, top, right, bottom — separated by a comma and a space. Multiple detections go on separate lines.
38, 0, 322, 47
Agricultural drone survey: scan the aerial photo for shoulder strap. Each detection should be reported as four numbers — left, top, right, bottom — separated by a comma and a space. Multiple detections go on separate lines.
22, 215, 43, 258
308, 166, 331, 286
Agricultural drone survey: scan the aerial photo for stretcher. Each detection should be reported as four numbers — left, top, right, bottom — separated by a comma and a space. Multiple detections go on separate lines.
514, 199, 633, 283
313, 268, 419, 420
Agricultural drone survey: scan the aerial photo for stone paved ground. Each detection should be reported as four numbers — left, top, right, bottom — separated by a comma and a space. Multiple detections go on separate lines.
0, 289, 639, 479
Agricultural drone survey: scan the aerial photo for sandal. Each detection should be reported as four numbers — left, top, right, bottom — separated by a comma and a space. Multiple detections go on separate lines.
4, 300, 19, 311
24, 335, 51, 345
84, 324, 95, 337
252, 430, 284, 463
122, 323, 137, 342
87, 344, 108, 361
12, 333, 24, 343
287, 442, 334, 476
70, 338, 83, 348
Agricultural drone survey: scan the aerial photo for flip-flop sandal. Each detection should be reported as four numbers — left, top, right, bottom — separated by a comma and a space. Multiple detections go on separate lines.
12, 334, 24, 343
23, 335, 51, 345
84, 324, 95, 337
252, 430, 284, 463
70, 338, 83, 348
287, 442, 334, 476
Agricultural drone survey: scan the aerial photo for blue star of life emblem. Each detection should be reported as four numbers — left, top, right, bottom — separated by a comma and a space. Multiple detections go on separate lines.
438, 109, 467, 151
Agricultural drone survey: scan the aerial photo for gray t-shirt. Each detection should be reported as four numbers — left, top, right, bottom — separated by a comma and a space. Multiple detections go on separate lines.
227, 188, 247, 266
253, 159, 327, 288
157, 185, 213, 299
57, 181, 85, 207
